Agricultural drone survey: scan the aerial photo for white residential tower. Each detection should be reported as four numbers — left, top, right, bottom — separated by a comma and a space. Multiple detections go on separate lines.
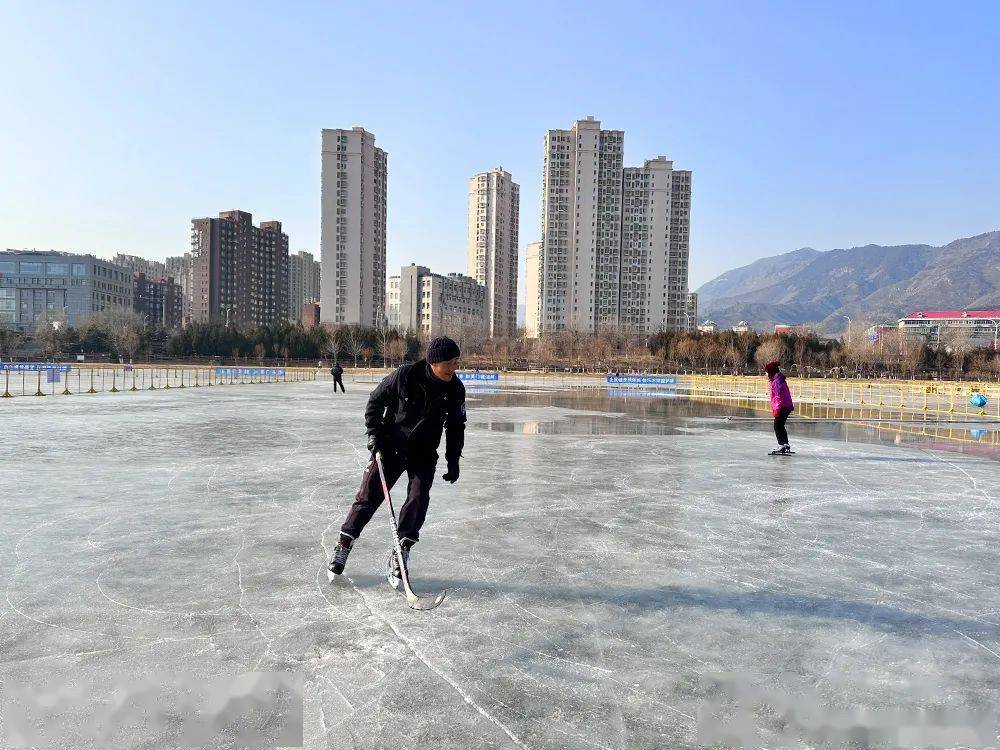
320, 127, 387, 326
536, 117, 693, 335
467, 168, 519, 337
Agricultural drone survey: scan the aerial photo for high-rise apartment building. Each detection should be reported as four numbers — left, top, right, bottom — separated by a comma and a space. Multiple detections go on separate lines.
113, 254, 167, 281
320, 127, 387, 326
467, 168, 519, 337
133, 272, 183, 329
524, 241, 542, 338
189, 210, 289, 328
165, 253, 192, 323
539, 117, 693, 335
391, 264, 485, 339
288, 250, 321, 323
686, 292, 698, 331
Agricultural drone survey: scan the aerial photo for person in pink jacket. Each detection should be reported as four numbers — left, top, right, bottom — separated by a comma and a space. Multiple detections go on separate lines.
764, 360, 794, 455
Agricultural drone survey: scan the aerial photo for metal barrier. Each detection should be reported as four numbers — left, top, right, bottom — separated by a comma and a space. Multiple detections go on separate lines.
0, 364, 317, 399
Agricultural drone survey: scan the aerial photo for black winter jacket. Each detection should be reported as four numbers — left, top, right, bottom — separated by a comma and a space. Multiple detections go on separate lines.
364, 360, 466, 462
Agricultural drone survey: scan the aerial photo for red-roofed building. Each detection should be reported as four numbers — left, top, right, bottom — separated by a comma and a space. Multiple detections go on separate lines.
899, 310, 1000, 349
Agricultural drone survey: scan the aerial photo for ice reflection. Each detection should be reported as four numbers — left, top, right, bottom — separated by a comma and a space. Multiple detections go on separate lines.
472, 388, 1000, 459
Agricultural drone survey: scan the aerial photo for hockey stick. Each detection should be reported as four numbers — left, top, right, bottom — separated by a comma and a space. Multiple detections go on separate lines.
374, 452, 447, 611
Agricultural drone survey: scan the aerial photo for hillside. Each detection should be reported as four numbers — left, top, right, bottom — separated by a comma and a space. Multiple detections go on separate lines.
696, 231, 1000, 334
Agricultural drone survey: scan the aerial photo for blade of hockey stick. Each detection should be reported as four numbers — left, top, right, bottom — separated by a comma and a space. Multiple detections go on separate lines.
374, 452, 447, 610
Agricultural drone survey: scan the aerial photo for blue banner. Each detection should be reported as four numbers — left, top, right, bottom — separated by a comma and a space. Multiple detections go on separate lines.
607, 375, 677, 386
0, 363, 72, 372
458, 372, 500, 381
214, 368, 286, 377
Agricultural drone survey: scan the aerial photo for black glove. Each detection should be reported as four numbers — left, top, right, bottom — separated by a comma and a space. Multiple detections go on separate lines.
442, 459, 460, 483
367, 432, 390, 458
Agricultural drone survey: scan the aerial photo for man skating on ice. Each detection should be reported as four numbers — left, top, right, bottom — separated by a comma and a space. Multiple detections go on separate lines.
764, 360, 794, 455
331, 362, 345, 393
328, 336, 465, 579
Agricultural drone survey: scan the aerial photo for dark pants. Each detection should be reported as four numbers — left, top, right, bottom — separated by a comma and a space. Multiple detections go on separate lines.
333, 376, 345, 392
773, 408, 792, 446
341, 453, 435, 543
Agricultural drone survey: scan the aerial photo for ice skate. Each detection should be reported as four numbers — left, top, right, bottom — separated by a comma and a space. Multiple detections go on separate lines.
327, 535, 353, 580
769, 444, 795, 456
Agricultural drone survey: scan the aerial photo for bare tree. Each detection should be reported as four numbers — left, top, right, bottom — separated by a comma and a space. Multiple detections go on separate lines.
0, 327, 25, 360
375, 317, 394, 368
343, 326, 364, 367
84, 308, 146, 362
385, 338, 406, 367
253, 343, 266, 364
754, 338, 786, 370
361, 346, 374, 368
900, 340, 925, 378
941, 326, 975, 375
33, 310, 69, 358
533, 336, 557, 371
325, 325, 343, 364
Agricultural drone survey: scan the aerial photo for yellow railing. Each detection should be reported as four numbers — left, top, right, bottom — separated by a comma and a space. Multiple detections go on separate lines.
677, 374, 1000, 420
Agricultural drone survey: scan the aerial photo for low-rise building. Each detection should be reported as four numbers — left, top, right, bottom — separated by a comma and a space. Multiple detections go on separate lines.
0, 250, 134, 329
732, 320, 752, 334
697, 320, 717, 333
386, 275, 401, 328
392, 264, 485, 338
302, 302, 321, 328
899, 310, 1000, 350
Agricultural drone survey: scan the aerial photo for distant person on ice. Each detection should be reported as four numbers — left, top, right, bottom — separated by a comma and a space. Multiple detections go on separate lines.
331, 362, 345, 393
328, 336, 465, 579
764, 360, 794, 455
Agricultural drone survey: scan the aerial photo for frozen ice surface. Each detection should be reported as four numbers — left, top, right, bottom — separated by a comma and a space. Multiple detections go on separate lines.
2, 382, 1000, 749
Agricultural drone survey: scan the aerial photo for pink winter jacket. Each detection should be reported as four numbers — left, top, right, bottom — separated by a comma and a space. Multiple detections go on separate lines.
769, 372, 794, 415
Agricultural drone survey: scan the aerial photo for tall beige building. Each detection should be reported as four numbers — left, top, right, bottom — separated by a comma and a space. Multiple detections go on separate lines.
288, 250, 321, 323
538, 117, 693, 335
467, 168, 519, 337
320, 127, 387, 326
524, 241, 542, 338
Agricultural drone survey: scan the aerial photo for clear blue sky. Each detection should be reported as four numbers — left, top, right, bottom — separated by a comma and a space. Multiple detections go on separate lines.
2, 0, 997, 293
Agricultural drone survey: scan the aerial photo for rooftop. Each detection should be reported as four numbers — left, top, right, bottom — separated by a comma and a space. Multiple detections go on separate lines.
902, 310, 1000, 320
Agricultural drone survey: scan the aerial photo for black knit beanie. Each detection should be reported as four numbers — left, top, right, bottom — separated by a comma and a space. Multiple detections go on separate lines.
426, 336, 461, 364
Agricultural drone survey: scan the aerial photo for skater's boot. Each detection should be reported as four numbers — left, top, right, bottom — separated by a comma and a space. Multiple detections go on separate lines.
328, 534, 353, 578
769, 444, 793, 456
387, 538, 415, 590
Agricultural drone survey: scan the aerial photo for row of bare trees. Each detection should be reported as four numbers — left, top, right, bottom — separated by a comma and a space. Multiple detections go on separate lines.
5, 313, 1000, 379
9, 308, 151, 362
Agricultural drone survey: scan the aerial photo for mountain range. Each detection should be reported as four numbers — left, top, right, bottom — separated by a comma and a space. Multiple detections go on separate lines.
695, 230, 1000, 334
